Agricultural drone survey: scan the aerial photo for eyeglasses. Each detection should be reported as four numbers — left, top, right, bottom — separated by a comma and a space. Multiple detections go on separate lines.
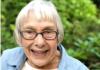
20, 30, 58, 40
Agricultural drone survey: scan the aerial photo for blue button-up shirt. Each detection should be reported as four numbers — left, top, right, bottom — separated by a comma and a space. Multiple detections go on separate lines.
1, 45, 89, 70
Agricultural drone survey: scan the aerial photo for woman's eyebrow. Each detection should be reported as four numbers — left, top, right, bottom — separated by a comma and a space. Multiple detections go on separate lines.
43, 27, 56, 31
22, 27, 36, 31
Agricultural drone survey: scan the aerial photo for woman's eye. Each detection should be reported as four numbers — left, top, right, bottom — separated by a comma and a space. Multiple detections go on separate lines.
25, 31, 32, 33
25, 31, 35, 34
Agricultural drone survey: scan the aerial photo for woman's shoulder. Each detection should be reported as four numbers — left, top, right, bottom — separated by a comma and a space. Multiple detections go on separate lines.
64, 56, 89, 70
1, 47, 23, 60
2, 47, 23, 55
1, 47, 25, 70
59, 45, 89, 70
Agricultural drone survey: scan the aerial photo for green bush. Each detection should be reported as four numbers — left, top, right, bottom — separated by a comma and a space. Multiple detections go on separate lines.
52, 0, 100, 69
1, 0, 100, 69
1, 0, 30, 51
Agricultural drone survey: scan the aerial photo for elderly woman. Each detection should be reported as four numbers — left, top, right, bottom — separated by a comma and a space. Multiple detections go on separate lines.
1, 0, 89, 70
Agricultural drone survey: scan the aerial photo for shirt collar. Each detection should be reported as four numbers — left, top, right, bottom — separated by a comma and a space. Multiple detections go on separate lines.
58, 45, 69, 69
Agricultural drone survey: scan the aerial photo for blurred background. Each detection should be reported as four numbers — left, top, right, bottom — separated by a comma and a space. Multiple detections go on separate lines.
1, 0, 100, 69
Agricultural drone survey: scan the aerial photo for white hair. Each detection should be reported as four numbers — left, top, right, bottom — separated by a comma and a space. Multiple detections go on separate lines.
15, 0, 64, 45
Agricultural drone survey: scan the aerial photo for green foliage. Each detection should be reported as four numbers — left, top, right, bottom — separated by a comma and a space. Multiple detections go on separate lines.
1, 0, 30, 51
52, 0, 100, 69
1, 0, 100, 69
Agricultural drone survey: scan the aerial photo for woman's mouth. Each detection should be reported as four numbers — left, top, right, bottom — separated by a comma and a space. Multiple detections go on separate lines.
31, 49, 49, 57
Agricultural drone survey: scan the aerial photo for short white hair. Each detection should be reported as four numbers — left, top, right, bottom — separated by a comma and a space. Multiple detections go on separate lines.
15, 0, 64, 45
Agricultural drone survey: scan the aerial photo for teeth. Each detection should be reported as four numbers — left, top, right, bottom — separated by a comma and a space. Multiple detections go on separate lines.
31, 49, 48, 54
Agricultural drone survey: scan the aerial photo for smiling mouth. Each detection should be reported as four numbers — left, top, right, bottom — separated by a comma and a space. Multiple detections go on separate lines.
31, 49, 49, 56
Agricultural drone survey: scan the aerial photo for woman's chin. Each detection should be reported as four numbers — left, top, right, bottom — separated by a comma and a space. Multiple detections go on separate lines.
32, 60, 49, 68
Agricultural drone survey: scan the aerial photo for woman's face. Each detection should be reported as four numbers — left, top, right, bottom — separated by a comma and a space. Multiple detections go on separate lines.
20, 15, 58, 68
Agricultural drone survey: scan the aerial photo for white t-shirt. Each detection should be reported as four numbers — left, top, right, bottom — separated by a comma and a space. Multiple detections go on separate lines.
22, 61, 57, 70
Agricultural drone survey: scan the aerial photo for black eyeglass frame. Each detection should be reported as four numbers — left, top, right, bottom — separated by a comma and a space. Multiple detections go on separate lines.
19, 30, 59, 40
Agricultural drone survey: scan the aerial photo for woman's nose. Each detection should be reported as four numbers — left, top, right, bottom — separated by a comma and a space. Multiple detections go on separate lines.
34, 34, 46, 48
